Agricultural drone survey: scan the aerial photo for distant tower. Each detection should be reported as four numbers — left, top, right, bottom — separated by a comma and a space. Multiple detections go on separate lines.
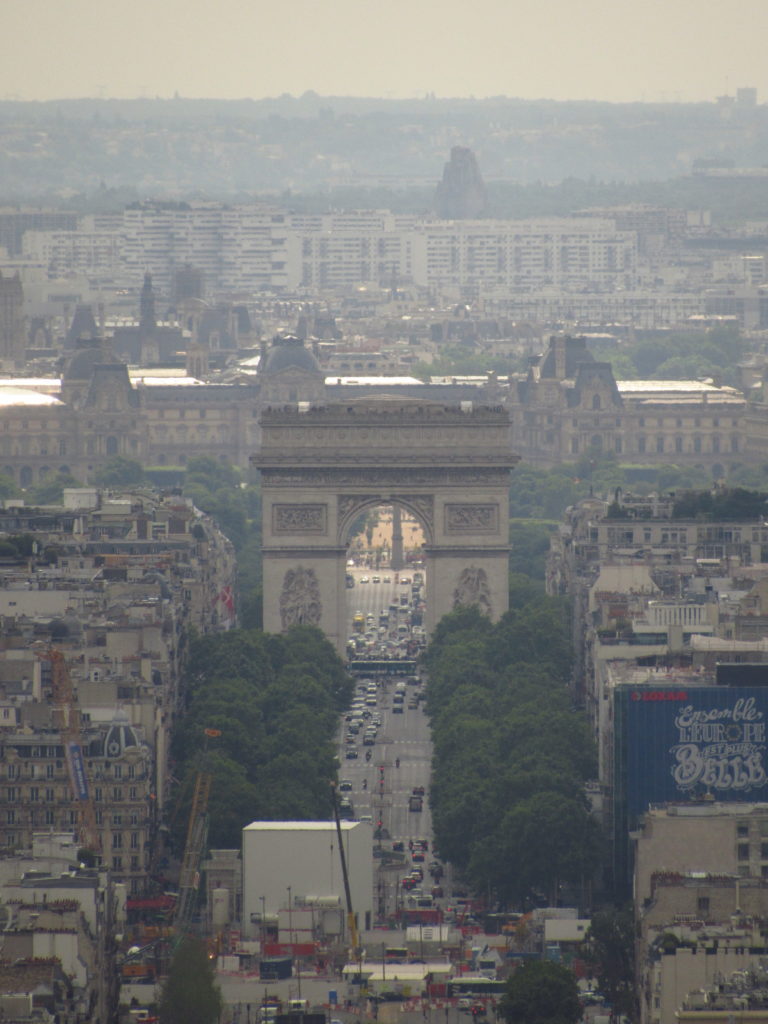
139, 272, 157, 335
172, 263, 205, 306
65, 304, 99, 349
435, 146, 487, 219
0, 270, 25, 364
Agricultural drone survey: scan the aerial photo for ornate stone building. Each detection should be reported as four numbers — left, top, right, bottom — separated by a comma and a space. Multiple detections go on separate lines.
508, 335, 748, 472
256, 396, 516, 650
3, 707, 154, 894
0, 332, 764, 490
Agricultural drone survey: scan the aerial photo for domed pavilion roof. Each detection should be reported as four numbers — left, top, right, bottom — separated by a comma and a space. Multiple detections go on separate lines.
263, 334, 321, 375
63, 339, 122, 382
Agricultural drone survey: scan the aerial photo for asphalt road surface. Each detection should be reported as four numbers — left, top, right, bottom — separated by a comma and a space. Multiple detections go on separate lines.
345, 567, 422, 656
217, 576, 439, 1023
338, 669, 434, 922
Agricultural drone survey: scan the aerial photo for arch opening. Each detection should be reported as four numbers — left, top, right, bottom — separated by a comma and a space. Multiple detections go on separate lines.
343, 501, 427, 666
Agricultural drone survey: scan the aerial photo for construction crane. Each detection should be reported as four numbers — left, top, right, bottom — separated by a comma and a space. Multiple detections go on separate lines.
173, 769, 212, 941
44, 649, 101, 857
331, 783, 360, 958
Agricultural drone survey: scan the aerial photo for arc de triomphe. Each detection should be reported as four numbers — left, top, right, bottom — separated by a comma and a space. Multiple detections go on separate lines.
254, 397, 518, 653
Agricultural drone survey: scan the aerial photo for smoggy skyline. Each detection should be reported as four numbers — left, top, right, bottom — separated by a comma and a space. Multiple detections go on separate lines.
2, 0, 764, 105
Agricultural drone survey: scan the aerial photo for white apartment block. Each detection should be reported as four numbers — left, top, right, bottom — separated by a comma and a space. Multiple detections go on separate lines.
119, 203, 297, 295
23, 217, 124, 281
19, 205, 638, 298
410, 218, 637, 293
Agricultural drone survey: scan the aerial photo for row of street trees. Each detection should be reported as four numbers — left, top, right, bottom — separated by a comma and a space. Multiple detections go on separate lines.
424, 597, 600, 906
171, 625, 353, 849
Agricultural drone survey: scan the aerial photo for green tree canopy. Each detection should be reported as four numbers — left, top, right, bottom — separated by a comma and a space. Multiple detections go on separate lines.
426, 582, 598, 900
159, 936, 222, 1024
171, 625, 353, 848
585, 907, 636, 1021
93, 456, 145, 486
499, 961, 581, 1024
0, 472, 20, 499
26, 471, 82, 504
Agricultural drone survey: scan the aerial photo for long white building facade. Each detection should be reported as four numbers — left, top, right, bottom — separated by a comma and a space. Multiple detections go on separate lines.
20, 204, 638, 297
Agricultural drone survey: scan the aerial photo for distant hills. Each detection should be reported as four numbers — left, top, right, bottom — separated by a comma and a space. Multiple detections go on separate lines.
1, 95, 768, 211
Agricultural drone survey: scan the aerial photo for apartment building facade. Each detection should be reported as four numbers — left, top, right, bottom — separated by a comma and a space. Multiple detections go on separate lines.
0, 489, 236, 895
20, 204, 639, 298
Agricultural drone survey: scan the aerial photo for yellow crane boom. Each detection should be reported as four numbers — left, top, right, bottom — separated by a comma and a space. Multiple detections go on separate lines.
173, 770, 212, 940
331, 783, 359, 958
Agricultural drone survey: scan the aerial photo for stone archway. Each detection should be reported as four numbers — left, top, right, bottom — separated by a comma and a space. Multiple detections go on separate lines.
254, 397, 517, 653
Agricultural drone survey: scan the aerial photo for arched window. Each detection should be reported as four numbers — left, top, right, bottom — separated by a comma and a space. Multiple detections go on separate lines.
19, 466, 32, 487
106, 436, 119, 456
592, 394, 601, 410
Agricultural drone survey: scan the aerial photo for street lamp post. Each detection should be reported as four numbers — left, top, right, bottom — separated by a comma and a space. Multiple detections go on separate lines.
286, 885, 302, 1000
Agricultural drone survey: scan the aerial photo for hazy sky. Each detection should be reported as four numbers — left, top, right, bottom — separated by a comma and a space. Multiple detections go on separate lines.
2, 0, 765, 104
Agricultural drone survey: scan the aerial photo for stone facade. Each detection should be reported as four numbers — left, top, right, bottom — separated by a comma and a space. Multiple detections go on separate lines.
255, 398, 516, 651
0, 490, 236, 894
509, 335, 747, 470
0, 332, 766, 490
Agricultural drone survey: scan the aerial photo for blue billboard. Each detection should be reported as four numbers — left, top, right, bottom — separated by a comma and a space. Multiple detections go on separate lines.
612, 685, 768, 892
618, 686, 768, 826
65, 741, 90, 802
